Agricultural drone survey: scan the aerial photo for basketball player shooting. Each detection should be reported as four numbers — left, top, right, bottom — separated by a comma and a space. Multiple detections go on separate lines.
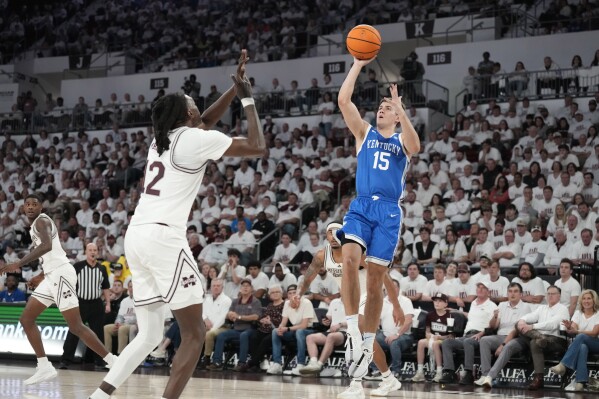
335, 56, 420, 384
89, 50, 265, 399
0, 194, 116, 385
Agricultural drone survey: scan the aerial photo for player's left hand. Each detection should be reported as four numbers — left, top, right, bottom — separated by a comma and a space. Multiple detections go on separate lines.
392, 303, 405, 326
27, 274, 44, 290
383, 83, 406, 117
0, 262, 21, 275
236, 49, 249, 79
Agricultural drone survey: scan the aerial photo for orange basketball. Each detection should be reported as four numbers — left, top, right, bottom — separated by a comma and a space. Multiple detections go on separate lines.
346, 25, 381, 60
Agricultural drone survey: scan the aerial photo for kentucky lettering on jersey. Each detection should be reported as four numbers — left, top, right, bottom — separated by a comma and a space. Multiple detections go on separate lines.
356, 125, 410, 202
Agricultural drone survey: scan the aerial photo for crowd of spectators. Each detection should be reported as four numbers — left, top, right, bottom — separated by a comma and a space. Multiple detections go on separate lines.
461, 50, 599, 105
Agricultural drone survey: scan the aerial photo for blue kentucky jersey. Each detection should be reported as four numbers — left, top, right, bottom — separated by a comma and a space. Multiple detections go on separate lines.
356, 126, 410, 201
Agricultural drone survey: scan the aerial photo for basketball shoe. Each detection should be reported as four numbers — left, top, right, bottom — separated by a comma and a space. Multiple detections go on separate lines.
24, 363, 58, 385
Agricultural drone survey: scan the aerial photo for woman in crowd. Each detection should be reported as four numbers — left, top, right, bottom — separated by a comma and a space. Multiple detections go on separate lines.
551, 289, 599, 391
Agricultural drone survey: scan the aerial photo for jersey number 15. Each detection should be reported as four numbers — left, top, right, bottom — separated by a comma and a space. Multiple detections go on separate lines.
373, 151, 390, 171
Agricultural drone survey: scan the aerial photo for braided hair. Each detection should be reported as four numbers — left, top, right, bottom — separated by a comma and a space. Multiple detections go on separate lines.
151, 93, 190, 156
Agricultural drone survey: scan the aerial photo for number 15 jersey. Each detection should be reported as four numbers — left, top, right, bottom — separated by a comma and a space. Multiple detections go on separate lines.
356, 125, 410, 202
131, 127, 232, 232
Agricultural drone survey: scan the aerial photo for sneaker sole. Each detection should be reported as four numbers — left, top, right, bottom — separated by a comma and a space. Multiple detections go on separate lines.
371, 380, 402, 396
299, 368, 321, 376
24, 370, 58, 385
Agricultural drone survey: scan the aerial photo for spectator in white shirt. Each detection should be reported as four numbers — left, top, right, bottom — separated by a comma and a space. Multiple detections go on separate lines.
422, 265, 456, 301
493, 228, 521, 269
416, 175, 442, 209
307, 263, 340, 309
400, 263, 428, 302
246, 261, 270, 300
564, 214, 581, 243
445, 188, 471, 231
271, 233, 298, 267
572, 201, 598, 231
571, 228, 599, 268
554, 258, 581, 317
403, 191, 424, 230
217, 249, 247, 300
469, 228, 495, 266
519, 226, 547, 268
512, 262, 546, 310
515, 285, 570, 390
268, 263, 298, 295
475, 282, 532, 388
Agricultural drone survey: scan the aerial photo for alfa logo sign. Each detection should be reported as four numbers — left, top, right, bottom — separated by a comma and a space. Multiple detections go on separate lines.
406, 21, 434, 39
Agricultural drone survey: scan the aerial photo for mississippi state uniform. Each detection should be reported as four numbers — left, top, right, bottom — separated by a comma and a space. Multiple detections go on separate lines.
30, 213, 79, 311
337, 125, 410, 266
127, 126, 232, 309
323, 242, 370, 315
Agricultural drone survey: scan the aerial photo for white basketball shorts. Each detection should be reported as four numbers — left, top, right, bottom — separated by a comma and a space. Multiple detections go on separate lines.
32, 264, 79, 311
125, 224, 204, 310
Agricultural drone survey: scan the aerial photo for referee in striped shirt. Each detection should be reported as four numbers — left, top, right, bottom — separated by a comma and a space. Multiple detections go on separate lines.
60, 243, 111, 369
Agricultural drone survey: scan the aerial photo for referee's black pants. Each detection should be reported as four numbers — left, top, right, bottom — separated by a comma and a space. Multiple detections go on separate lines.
61, 298, 105, 364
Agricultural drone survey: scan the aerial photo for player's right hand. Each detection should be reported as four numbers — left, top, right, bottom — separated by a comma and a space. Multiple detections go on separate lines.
352, 56, 376, 68
231, 70, 253, 100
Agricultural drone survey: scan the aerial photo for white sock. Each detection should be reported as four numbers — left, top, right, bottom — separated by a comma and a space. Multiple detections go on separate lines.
317, 360, 323, 366
353, 377, 362, 383
103, 353, 115, 365
310, 357, 318, 363
104, 303, 166, 389
89, 389, 110, 399
363, 332, 375, 351
37, 357, 50, 366
417, 364, 424, 372
381, 369, 392, 379
346, 314, 360, 334
437, 366, 443, 373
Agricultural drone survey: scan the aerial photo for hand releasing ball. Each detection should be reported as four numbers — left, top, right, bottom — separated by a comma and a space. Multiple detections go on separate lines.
346, 25, 381, 60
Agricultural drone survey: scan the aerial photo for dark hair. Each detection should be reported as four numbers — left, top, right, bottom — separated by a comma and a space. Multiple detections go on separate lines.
247, 260, 261, 269
508, 282, 523, 292
25, 193, 44, 203
518, 262, 537, 278
151, 93, 190, 156
560, 258, 573, 270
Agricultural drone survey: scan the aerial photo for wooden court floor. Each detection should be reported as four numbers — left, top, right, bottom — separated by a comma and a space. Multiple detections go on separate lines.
0, 360, 592, 399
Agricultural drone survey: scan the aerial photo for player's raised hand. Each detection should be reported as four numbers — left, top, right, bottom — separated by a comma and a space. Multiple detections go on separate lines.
236, 49, 249, 79
352, 56, 376, 69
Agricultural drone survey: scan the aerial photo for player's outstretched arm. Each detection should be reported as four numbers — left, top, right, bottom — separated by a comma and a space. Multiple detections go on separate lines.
386, 83, 420, 157
198, 50, 250, 130
0, 218, 53, 275
383, 271, 405, 326
337, 57, 373, 144
290, 250, 324, 307
223, 71, 265, 157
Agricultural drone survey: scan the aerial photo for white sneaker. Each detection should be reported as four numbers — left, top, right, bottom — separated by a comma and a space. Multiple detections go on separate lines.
345, 331, 363, 365
482, 376, 493, 388
348, 348, 373, 379
411, 371, 426, 382
289, 365, 305, 376
337, 380, 365, 399
432, 370, 443, 383
24, 364, 58, 385
260, 360, 270, 371
371, 375, 402, 396
266, 362, 283, 375
300, 359, 322, 375
150, 349, 166, 359
320, 368, 342, 378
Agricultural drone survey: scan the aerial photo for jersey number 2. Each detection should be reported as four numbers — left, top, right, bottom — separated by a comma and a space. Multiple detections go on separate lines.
373, 151, 389, 171
143, 161, 165, 196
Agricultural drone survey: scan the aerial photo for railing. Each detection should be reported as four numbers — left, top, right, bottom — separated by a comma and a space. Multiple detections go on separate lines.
455, 66, 599, 113
2, 79, 452, 135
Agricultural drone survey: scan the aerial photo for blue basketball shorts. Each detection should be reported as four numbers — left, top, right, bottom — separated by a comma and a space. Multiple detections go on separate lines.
336, 196, 403, 267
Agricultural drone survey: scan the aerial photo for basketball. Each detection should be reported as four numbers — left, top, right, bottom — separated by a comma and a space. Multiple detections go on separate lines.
346, 25, 382, 60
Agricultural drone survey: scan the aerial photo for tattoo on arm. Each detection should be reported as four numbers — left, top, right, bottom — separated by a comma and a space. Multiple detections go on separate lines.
298, 254, 323, 297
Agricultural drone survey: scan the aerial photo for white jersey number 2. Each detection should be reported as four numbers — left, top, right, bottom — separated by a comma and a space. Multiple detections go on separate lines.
143, 161, 165, 196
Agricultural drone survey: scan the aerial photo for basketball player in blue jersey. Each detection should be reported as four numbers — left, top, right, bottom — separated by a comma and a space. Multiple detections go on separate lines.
336, 56, 420, 390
